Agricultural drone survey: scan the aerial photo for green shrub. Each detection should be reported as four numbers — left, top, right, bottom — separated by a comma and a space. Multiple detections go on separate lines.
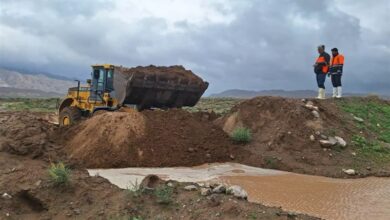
154, 185, 173, 205
48, 162, 71, 185
126, 180, 143, 199
231, 127, 252, 143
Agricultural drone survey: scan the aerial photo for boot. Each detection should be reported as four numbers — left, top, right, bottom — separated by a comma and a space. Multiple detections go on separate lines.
336, 87, 342, 98
320, 88, 326, 99
332, 87, 337, 98
316, 88, 322, 99
317, 88, 325, 99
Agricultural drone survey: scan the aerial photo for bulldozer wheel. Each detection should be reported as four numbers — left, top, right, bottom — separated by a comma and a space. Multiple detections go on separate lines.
59, 106, 82, 126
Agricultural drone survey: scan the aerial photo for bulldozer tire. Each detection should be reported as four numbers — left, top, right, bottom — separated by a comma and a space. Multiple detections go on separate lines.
59, 106, 82, 126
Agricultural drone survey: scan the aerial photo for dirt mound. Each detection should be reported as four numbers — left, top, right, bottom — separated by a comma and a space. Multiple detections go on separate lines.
0, 112, 59, 159
65, 109, 237, 168
116, 65, 203, 82
216, 96, 362, 176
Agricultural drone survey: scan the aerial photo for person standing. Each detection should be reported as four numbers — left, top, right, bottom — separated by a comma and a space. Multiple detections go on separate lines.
313, 45, 330, 99
329, 48, 345, 98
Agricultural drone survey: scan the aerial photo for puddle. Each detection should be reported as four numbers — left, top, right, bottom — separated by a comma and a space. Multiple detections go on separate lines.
88, 163, 390, 220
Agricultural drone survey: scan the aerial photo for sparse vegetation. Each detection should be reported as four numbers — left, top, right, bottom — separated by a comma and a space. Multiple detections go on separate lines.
184, 97, 242, 115
0, 98, 59, 112
338, 97, 390, 143
126, 180, 144, 199
154, 185, 173, 205
48, 162, 71, 185
231, 127, 252, 143
338, 98, 390, 164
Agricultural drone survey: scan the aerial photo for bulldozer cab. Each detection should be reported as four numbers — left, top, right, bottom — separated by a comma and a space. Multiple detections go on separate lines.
90, 64, 114, 102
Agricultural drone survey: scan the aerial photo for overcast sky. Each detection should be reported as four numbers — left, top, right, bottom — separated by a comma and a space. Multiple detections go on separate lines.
0, 0, 389, 94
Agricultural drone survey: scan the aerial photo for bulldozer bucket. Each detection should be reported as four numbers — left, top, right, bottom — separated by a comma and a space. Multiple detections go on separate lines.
113, 65, 208, 109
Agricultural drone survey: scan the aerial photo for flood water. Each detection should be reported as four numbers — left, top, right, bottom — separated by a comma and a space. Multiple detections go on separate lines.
88, 163, 390, 220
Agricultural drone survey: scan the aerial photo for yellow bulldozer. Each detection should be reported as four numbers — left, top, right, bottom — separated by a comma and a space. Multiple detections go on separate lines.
58, 64, 209, 126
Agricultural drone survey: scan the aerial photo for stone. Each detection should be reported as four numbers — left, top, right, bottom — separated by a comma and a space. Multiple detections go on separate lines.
188, 147, 195, 152
319, 140, 336, 148
315, 131, 321, 136
184, 185, 198, 191
2, 193, 12, 199
343, 169, 356, 175
167, 182, 174, 187
351, 152, 357, 156
354, 116, 364, 122
328, 137, 338, 145
312, 110, 320, 118
229, 154, 235, 160
304, 103, 319, 111
212, 184, 226, 194
200, 188, 212, 196
227, 185, 248, 200
310, 135, 315, 141
320, 134, 328, 140
335, 136, 347, 147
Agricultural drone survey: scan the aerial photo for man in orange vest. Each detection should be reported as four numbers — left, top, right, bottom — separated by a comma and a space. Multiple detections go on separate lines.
313, 45, 330, 99
328, 48, 345, 98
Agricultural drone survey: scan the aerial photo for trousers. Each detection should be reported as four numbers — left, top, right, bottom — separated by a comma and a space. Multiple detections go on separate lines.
316, 73, 326, 89
331, 74, 342, 87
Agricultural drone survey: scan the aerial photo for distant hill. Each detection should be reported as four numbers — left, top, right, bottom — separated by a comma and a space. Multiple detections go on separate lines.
0, 68, 76, 98
209, 89, 390, 99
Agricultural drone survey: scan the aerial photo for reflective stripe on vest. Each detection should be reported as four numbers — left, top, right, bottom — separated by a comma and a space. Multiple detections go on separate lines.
316, 56, 329, 73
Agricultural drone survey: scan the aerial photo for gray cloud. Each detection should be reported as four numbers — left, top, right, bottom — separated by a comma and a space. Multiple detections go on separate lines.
0, 0, 389, 94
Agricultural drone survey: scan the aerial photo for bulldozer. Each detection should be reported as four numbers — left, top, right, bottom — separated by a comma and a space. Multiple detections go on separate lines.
58, 64, 209, 126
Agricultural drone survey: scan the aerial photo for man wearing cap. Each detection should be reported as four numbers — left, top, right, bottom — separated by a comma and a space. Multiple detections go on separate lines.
313, 45, 330, 99
328, 48, 345, 98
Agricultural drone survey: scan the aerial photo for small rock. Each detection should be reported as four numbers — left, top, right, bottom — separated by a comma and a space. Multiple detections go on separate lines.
215, 212, 221, 217
354, 116, 364, 122
335, 136, 347, 147
188, 147, 195, 152
2, 193, 12, 199
328, 153, 333, 157
200, 188, 212, 196
167, 182, 174, 187
377, 123, 380, 127
287, 131, 292, 135
315, 131, 321, 136
366, 167, 371, 171
229, 154, 235, 160
343, 169, 356, 175
351, 152, 357, 156
328, 137, 338, 145
312, 110, 320, 118
73, 209, 81, 215
304, 103, 319, 111
301, 98, 307, 103
227, 185, 248, 200
319, 140, 336, 148
320, 134, 328, 140
184, 185, 198, 191
212, 184, 226, 194
310, 135, 315, 141
6, 213, 10, 217
35, 180, 42, 187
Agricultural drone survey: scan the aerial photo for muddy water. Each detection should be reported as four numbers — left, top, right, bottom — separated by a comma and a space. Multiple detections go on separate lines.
88, 163, 390, 220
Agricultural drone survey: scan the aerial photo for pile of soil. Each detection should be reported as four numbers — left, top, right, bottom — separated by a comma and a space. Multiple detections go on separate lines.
216, 96, 383, 177
0, 112, 60, 160
65, 109, 241, 168
115, 65, 205, 82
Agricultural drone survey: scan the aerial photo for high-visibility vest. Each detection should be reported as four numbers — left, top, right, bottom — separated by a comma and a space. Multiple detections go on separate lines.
315, 56, 329, 73
330, 54, 344, 73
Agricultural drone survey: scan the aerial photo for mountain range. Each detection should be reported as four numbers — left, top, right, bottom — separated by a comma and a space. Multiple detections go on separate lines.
0, 68, 76, 98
